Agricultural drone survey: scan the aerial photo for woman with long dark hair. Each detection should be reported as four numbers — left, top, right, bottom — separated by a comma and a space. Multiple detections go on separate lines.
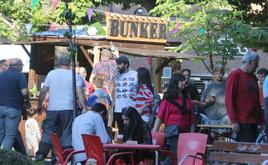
122, 107, 152, 144
135, 67, 154, 123
152, 73, 195, 163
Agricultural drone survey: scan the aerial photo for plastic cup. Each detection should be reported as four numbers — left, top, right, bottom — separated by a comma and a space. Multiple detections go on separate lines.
117, 134, 124, 144
152, 139, 157, 145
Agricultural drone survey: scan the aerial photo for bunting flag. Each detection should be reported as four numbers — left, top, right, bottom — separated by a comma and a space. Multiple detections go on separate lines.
87, 9, 94, 22
32, 0, 39, 10
51, 0, 58, 10
172, 21, 181, 34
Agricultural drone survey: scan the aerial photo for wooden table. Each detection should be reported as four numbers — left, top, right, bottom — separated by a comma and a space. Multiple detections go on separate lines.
196, 124, 235, 142
103, 144, 161, 165
197, 124, 233, 129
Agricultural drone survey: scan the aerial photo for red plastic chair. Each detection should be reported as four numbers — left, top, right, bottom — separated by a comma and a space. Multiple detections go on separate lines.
151, 131, 165, 149
177, 133, 208, 165
81, 134, 135, 165
50, 133, 85, 165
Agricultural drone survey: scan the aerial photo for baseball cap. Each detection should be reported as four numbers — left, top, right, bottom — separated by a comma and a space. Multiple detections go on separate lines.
241, 49, 259, 63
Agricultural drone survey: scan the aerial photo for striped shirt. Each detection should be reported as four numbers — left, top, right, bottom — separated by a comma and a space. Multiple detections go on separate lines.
135, 84, 154, 115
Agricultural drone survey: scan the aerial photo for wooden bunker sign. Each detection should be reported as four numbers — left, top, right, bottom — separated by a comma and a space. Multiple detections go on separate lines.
106, 13, 167, 43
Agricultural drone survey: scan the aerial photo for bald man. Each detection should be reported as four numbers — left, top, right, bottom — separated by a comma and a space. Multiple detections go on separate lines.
0, 58, 30, 150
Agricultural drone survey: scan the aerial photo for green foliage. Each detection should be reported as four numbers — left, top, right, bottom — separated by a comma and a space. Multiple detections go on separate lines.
0, 0, 32, 41
0, 149, 36, 165
0, 0, 101, 42
89, 22, 106, 35
151, 0, 268, 72
228, 0, 268, 27
31, 0, 97, 29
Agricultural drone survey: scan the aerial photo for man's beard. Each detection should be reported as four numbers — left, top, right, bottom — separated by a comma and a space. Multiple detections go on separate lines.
118, 67, 126, 73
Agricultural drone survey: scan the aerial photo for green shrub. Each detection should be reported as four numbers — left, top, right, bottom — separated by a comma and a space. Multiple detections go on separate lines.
0, 149, 41, 165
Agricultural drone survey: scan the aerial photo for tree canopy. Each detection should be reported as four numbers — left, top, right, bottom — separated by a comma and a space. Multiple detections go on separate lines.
151, 0, 268, 72
0, 0, 157, 42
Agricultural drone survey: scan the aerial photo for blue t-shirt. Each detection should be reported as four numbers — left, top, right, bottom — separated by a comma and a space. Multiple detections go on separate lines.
0, 68, 27, 110
263, 76, 268, 99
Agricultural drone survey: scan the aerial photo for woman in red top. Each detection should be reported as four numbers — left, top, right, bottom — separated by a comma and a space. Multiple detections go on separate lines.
152, 73, 195, 163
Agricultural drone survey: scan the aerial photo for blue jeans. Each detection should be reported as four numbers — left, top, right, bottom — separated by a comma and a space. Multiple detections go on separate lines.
0, 106, 21, 149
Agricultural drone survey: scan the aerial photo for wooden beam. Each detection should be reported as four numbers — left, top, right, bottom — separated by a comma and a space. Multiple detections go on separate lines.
21, 44, 31, 57
79, 45, 93, 67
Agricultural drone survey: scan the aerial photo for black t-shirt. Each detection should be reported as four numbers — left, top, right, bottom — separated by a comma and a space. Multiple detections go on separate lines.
182, 83, 200, 101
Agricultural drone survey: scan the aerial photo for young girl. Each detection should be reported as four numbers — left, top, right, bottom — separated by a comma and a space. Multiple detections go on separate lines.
25, 108, 41, 156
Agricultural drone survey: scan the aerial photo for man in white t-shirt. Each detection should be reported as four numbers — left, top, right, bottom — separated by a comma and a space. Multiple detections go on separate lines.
109, 56, 137, 134
35, 55, 87, 162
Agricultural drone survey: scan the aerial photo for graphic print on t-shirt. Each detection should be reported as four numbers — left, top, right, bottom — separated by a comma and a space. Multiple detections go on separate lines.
114, 70, 137, 113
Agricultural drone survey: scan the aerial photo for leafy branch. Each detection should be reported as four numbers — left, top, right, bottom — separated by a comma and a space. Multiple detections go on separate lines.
151, 0, 268, 72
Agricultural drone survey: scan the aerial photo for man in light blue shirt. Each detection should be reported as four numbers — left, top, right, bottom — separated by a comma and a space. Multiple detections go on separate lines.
72, 101, 110, 163
35, 55, 87, 161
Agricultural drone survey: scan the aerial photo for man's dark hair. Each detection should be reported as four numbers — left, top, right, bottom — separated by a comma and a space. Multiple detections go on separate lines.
257, 68, 268, 76
116, 56, 129, 68
91, 103, 107, 116
180, 68, 191, 75
58, 55, 71, 66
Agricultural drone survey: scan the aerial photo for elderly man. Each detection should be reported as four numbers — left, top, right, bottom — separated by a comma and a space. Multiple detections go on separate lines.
225, 50, 263, 142
0, 58, 30, 150
35, 55, 87, 161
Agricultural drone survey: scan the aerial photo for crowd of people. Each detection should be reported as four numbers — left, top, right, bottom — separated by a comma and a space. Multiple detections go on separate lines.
0, 48, 268, 164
